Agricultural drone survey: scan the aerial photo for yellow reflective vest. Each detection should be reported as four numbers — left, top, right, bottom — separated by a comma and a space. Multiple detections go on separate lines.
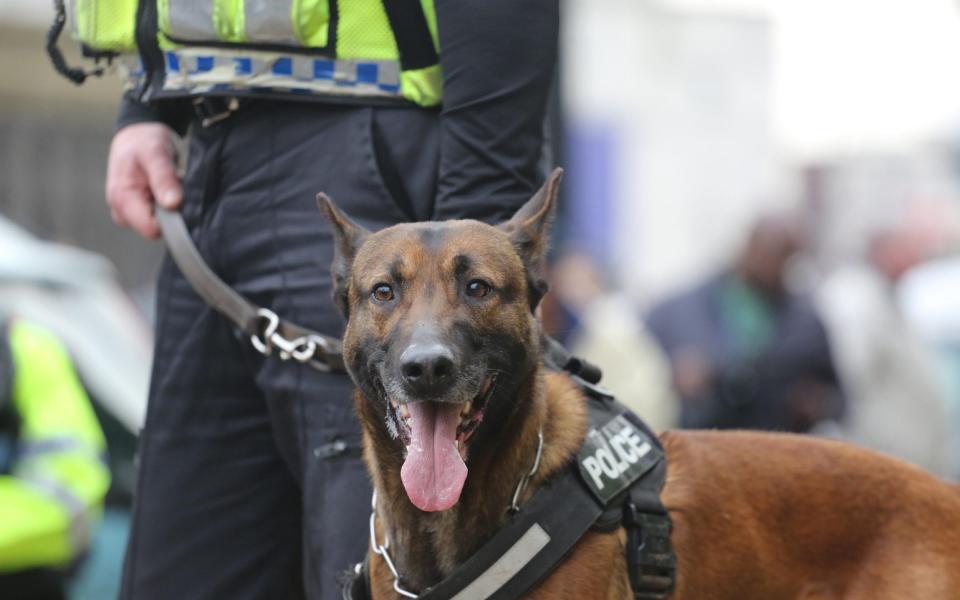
0, 320, 110, 572
68, 0, 443, 107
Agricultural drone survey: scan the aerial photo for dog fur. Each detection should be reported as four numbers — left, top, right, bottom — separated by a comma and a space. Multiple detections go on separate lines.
320, 169, 960, 600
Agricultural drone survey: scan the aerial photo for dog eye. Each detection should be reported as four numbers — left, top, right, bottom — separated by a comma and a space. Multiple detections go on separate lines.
465, 279, 491, 299
371, 283, 395, 302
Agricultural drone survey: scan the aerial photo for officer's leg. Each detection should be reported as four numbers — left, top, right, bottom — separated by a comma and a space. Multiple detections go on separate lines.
120, 123, 305, 600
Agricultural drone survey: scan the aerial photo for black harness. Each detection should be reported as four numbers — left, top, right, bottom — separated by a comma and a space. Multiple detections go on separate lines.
342, 364, 676, 600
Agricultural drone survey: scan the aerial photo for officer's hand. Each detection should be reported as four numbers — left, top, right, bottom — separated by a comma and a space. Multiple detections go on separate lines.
105, 123, 182, 239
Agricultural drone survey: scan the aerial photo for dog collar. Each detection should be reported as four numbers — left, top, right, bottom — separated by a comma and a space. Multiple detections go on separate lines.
368, 491, 418, 598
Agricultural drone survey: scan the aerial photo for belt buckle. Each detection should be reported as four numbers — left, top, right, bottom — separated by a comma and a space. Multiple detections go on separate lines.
193, 97, 239, 128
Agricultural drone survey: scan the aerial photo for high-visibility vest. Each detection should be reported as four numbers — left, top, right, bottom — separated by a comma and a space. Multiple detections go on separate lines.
0, 319, 110, 573
68, 0, 443, 107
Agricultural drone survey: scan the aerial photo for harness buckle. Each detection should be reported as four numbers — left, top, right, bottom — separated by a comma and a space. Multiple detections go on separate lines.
193, 97, 239, 128
623, 498, 676, 600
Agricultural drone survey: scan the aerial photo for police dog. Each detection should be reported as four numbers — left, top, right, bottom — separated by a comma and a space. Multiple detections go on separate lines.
319, 169, 960, 600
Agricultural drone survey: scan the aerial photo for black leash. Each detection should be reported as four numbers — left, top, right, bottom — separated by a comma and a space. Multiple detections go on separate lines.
155, 207, 345, 373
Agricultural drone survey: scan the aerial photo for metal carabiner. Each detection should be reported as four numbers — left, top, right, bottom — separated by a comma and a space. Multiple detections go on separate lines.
250, 308, 280, 355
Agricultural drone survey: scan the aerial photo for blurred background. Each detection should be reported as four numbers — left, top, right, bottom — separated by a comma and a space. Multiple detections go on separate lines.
2, 0, 960, 597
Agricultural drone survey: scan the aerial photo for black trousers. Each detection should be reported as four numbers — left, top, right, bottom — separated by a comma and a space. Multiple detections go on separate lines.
0, 569, 65, 600
120, 101, 447, 600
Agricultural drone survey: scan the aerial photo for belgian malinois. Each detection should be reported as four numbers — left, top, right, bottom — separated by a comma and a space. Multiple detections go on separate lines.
319, 169, 960, 599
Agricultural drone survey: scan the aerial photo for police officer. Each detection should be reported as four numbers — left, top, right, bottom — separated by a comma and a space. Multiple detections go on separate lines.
0, 317, 110, 600
65, 0, 561, 598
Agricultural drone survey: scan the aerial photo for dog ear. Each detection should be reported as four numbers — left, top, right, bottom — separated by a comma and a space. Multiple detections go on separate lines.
499, 168, 563, 310
317, 193, 371, 318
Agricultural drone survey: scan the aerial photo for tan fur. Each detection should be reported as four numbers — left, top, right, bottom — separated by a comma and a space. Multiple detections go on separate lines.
661, 430, 960, 599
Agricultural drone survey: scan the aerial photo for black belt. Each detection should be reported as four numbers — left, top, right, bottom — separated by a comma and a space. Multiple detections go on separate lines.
155, 207, 345, 373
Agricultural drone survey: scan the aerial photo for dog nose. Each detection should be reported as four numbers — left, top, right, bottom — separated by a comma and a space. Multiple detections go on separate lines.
400, 343, 456, 396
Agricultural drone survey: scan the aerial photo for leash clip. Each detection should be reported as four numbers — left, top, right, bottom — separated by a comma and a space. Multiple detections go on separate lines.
249, 308, 339, 372
250, 308, 280, 355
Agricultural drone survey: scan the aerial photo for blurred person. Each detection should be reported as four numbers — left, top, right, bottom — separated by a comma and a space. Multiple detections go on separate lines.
646, 213, 844, 432
900, 252, 960, 478
57, 0, 562, 597
818, 219, 953, 477
1, 215, 154, 598
0, 316, 110, 600
549, 252, 678, 431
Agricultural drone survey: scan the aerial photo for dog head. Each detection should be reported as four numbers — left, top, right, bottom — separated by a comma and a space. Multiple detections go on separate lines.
319, 168, 562, 512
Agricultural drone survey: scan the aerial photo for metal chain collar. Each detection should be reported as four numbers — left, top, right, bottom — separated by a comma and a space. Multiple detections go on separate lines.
368, 491, 419, 598
364, 427, 545, 598
509, 427, 544, 513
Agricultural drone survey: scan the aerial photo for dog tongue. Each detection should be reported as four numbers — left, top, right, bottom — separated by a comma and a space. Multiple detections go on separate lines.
400, 401, 467, 512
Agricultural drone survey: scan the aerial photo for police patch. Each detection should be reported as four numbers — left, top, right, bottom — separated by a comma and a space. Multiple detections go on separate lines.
577, 414, 662, 504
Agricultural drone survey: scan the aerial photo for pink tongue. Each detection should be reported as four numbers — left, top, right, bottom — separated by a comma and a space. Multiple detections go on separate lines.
400, 401, 467, 512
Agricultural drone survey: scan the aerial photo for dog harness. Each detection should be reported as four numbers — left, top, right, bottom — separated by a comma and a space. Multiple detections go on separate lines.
342, 364, 677, 600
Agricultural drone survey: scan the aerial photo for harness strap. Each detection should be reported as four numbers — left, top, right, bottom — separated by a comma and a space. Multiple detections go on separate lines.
378, 0, 438, 71
418, 465, 605, 600
624, 462, 676, 599
155, 207, 345, 373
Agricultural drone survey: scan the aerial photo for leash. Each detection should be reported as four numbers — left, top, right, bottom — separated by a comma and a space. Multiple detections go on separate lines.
153, 207, 610, 380
155, 206, 345, 373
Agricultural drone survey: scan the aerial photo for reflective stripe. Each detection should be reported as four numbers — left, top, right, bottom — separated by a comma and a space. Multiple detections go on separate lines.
21, 475, 92, 555
450, 524, 551, 600
162, 48, 405, 99
165, 0, 217, 41
66, 0, 79, 40
245, 0, 298, 44
17, 437, 110, 466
